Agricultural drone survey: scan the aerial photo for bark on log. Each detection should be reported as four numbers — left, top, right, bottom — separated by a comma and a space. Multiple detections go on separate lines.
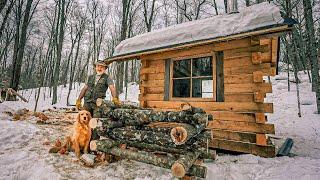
99, 108, 212, 127
91, 139, 206, 178
171, 151, 201, 178
89, 118, 123, 129
109, 127, 174, 147
96, 98, 141, 109
180, 103, 206, 114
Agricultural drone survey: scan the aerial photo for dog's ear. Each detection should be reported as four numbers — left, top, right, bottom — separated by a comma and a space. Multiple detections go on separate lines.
76, 112, 80, 122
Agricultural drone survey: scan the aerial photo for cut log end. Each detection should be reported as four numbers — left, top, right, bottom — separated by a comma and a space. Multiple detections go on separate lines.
180, 103, 192, 111
90, 140, 97, 151
96, 98, 103, 107
171, 162, 186, 178
171, 127, 188, 145
89, 118, 98, 129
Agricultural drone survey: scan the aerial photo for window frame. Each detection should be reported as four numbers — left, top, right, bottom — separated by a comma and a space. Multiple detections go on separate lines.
169, 53, 217, 102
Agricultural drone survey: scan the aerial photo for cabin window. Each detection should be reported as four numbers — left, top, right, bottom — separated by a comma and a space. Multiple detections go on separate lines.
171, 56, 215, 99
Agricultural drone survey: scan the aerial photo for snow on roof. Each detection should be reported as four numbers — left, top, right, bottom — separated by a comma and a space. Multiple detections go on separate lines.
113, 2, 286, 58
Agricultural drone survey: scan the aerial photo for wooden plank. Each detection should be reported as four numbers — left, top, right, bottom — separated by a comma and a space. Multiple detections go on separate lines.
225, 83, 272, 93
254, 91, 265, 103
224, 93, 254, 102
256, 134, 267, 146
147, 73, 165, 80
208, 120, 275, 134
255, 113, 267, 123
142, 44, 215, 60
148, 59, 165, 66
251, 52, 271, 64
223, 44, 270, 59
140, 80, 164, 87
223, 51, 251, 59
216, 52, 224, 102
140, 67, 165, 74
164, 59, 171, 101
211, 130, 256, 143
210, 138, 276, 157
146, 87, 165, 94
224, 63, 274, 76
225, 74, 254, 84
139, 94, 164, 101
213, 38, 251, 51
209, 111, 256, 122
253, 71, 264, 83
146, 101, 274, 113
224, 56, 252, 68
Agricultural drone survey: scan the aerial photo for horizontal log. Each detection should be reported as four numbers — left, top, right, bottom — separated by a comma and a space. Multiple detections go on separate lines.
147, 73, 165, 80
224, 74, 254, 84
143, 87, 165, 94
222, 44, 269, 58
224, 63, 275, 76
140, 67, 165, 74
211, 130, 257, 143
91, 139, 207, 178
224, 93, 254, 102
140, 80, 164, 87
139, 94, 164, 101
208, 111, 256, 122
171, 151, 201, 178
210, 138, 275, 158
146, 101, 273, 113
224, 56, 252, 68
213, 38, 251, 51
252, 52, 272, 64
142, 44, 215, 60
224, 83, 272, 93
147, 59, 165, 67
208, 120, 275, 134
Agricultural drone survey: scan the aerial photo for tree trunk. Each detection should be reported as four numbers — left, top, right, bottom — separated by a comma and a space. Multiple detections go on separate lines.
302, 0, 320, 113
52, 0, 67, 104
10, 0, 34, 92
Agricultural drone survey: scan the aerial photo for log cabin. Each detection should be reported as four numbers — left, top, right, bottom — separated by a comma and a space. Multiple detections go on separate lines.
104, 2, 295, 157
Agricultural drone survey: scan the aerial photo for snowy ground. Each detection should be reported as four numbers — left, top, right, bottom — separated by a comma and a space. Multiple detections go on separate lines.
0, 72, 320, 180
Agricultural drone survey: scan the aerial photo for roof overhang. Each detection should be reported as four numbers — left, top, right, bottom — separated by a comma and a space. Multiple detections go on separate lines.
103, 24, 292, 64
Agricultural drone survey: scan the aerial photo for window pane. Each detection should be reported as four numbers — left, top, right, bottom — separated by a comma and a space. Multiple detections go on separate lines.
173, 59, 191, 78
173, 79, 190, 97
192, 57, 212, 77
192, 77, 213, 98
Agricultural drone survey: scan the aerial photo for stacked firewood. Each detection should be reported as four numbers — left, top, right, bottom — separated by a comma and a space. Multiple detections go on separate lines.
89, 98, 215, 178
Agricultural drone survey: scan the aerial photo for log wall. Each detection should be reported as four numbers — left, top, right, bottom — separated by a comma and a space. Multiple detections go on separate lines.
138, 36, 279, 157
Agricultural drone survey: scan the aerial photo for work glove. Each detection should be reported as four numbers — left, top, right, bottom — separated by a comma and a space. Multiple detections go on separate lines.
112, 97, 121, 107
76, 99, 82, 109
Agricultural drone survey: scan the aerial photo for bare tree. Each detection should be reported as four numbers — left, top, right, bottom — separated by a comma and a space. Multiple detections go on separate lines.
302, 0, 320, 113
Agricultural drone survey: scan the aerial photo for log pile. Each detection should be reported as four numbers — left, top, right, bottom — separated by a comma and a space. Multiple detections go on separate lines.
90, 98, 215, 178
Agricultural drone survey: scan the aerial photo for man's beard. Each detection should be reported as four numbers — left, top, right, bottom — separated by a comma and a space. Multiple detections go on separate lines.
96, 71, 104, 75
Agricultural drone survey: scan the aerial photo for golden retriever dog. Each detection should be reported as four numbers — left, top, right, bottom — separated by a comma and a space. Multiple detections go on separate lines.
62, 110, 92, 158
